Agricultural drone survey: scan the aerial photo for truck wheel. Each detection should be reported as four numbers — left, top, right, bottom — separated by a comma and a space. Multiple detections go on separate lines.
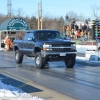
35, 52, 45, 69
15, 50, 23, 64
65, 57, 75, 68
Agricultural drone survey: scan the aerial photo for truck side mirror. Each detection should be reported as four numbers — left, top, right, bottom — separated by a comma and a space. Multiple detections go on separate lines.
28, 37, 36, 42
28, 37, 33, 41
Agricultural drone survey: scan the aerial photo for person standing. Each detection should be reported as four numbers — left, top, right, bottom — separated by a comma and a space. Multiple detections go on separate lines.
80, 30, 85, 41
4, 36, 12, 51
66, 24, 71, 36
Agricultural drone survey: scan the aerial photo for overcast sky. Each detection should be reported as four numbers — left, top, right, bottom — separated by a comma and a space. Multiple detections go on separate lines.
0, 1, 100, 19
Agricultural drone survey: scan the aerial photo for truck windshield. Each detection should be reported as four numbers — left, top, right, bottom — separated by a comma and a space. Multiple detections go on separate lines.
37, 31, 64, 40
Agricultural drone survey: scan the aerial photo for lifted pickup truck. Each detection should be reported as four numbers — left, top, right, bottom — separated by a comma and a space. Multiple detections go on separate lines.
13, 30, 77, 69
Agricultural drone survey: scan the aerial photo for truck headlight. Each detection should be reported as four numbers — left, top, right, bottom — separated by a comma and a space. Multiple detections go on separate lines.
71, 44, 76, 50
43, 44, 52, 51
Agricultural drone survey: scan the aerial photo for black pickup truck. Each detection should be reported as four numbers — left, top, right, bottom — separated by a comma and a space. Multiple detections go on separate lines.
13, 30, 77, 69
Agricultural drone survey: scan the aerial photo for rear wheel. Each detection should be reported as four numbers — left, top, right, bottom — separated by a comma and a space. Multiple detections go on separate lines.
35, 52, 46, 69
15, 50, 23, 64
98, 49, 100, 60
65, 57, 75, 68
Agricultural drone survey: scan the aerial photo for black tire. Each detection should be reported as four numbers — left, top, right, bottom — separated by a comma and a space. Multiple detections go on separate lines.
35, 52, 46, 69
15, 50, 23, 64
98, 49, 100, 61
65, 57, 75, 68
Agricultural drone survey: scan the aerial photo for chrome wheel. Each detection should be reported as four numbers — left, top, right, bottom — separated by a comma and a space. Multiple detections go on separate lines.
36, 56, 40, 65
16, 53, 19, 60
15, 50, 23, 64
35, 52, 45, 69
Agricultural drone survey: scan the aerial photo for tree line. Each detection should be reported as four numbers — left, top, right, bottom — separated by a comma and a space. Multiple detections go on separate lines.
0, 10, 93, 34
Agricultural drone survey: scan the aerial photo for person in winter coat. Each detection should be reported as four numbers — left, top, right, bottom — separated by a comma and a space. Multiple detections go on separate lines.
4, 36, 12, 51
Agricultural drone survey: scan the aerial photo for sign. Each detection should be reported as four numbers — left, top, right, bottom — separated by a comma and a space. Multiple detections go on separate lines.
7, 18, 29, 30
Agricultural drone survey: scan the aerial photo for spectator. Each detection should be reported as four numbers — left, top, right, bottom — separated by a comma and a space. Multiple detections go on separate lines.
70, 29, 75, 40
80, 30, 85, 41
71, 18, 75, 30
66, 24, 71, 36
76, 30, 80, 38
64, 35, 71, 41
82, 22, 90, 41
74, 30, 77, 39
88, 31, 90, 41
4, 36, 12, 51
79, 24, 83, 32
74, 24, 79, 31
82, 24, 87, 31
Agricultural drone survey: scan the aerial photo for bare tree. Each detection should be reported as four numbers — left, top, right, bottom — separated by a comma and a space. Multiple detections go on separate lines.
91, 5, 100, 20
77, 14, 86, 21
30, 16, 38, 29
65, 11, 86, 22
65, 11, 78, 22
16, 8, 25, 17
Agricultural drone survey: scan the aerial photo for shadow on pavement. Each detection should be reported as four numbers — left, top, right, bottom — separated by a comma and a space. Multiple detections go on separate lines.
0, 74, 43, 93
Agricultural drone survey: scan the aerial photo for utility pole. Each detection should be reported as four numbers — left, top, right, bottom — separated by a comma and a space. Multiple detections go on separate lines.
38, 3, 40, 30
40, 0, 42, 30
38, 0, 42, 30
7, 0, 12, 18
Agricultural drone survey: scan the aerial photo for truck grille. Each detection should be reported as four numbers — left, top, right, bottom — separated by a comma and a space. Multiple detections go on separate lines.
52, 44, 71, 47
51, 44, 71, 52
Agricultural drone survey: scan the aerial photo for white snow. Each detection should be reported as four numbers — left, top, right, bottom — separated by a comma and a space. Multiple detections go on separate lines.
0, 80, 43, 100
76, 56, 100, 64
76, 45, 97, 53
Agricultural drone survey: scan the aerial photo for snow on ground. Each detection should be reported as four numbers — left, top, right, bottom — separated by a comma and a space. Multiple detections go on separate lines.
76, 56, 100, 63
76, 45, 97, 53
0, 80, 43, 100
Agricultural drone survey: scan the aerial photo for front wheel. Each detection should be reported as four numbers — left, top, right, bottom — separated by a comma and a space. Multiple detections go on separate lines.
15, 50, 23, 64
35, 52, 46, 69
65, 57, 75, 68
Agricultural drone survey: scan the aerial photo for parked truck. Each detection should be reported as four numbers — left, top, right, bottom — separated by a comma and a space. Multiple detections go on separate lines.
13, 30, 77, 69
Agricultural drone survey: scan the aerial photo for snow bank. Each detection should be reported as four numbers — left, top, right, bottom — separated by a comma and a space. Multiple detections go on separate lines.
76, 45, 97, 53
0, 80, 43, 100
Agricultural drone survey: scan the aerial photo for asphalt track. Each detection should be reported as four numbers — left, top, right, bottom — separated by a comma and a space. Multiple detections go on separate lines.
0, 51, 100, 100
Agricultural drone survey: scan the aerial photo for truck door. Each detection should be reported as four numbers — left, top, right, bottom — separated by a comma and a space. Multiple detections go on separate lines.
23, 32, 30, 54
27, 32, 35, 55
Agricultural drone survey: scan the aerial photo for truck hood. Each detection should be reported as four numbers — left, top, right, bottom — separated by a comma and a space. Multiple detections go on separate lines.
37, 38, 75, 45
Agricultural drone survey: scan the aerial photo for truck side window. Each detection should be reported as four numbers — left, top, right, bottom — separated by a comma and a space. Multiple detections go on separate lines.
24, 32, 30, 40
29, 33, 34, 38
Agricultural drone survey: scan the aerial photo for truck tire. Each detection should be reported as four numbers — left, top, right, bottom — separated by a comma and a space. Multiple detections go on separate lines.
35, 52, 45, 69
15, 50, 23, 64
65, 57, 75, 68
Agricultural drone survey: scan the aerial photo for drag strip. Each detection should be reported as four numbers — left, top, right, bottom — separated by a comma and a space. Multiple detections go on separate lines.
0, 51, 100, 100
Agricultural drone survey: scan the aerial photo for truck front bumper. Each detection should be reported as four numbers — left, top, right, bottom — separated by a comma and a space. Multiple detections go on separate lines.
41, 50, 77, 59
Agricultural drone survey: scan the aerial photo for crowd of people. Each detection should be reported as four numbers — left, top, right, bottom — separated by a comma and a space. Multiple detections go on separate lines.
64, 20, 90, 41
